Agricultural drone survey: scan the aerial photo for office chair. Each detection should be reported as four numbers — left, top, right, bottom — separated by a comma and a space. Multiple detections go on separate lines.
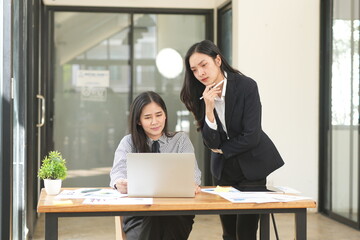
115, 216, 126, 240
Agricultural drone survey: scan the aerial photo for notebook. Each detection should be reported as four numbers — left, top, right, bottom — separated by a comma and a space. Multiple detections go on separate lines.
126, 153, 195, 197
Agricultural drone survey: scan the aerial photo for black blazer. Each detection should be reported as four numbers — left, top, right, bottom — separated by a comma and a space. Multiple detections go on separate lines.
202, 72, 284, 180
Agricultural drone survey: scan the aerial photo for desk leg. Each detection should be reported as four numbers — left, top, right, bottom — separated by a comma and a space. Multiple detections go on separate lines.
295, 209, 307, 240
45, 213, 58, 240
259, 214, 270, 240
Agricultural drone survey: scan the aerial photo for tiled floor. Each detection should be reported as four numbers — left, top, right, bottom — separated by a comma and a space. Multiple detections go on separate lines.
32, 212, 360, 240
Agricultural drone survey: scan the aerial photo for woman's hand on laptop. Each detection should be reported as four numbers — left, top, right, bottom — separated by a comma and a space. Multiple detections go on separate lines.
195, 184, 201, 194
115, 179, 128, 194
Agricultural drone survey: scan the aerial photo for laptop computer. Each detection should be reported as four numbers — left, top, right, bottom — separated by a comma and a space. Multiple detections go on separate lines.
126, 153, 195, 197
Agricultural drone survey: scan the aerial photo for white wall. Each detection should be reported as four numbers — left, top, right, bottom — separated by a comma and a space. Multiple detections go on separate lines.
233, 0, 320, 204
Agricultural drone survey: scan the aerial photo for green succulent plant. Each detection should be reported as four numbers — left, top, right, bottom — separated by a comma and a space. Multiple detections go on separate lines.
38, 151, 67, 180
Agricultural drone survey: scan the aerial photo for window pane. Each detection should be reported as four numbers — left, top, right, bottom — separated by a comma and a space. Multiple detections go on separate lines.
53, 12, 131, 187
331, 0, 359, 222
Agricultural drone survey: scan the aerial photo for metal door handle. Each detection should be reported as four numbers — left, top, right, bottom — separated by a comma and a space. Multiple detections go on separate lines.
36, 94, 45, 127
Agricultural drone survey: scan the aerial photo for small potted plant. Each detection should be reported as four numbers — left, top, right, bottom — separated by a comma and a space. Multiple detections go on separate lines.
38, 151, 67, 195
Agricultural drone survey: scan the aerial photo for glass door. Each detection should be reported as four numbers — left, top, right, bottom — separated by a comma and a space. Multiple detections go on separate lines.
330, 0, 359, 224
51, 12, 131, 186
321, 0, 360, 229
42, 9, 210, 188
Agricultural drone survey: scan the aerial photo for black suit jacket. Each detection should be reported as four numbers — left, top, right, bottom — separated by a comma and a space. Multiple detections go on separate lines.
202, 72, 284, 180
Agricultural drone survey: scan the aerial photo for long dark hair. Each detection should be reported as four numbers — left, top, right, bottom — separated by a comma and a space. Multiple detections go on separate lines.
129, 91, 174, 152
180, 40, 240, 129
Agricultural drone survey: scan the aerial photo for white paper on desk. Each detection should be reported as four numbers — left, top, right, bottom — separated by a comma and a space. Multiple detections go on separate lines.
82, 198, 153, 205
218, 192, 278, 203
268, 194, 312, 202
218, 192, 312, 203
201, 187, 240, 195
274, 186, 301, 194
55, 188, 126, 199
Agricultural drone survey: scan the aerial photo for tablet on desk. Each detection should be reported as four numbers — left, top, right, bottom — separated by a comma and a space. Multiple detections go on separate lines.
126, 153, 195, 198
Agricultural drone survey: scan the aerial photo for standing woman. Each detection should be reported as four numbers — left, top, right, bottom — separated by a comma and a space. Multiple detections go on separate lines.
180, 40, 284, 240
110, 91, 201, 240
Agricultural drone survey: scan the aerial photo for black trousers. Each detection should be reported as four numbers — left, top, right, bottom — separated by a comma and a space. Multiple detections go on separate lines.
213, 154, 267, 240
123, 215, 195, 240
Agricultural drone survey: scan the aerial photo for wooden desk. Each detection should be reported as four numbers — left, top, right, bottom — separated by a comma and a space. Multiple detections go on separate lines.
37, 188, 316, 240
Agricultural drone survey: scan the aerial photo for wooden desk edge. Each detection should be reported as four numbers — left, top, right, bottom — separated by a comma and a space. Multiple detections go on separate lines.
37, 188, 316, 213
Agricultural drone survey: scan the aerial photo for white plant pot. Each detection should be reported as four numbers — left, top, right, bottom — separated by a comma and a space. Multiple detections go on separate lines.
44, 179, 62, 195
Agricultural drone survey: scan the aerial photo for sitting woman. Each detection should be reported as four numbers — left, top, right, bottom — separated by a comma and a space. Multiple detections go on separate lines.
110, 91, 201, 240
